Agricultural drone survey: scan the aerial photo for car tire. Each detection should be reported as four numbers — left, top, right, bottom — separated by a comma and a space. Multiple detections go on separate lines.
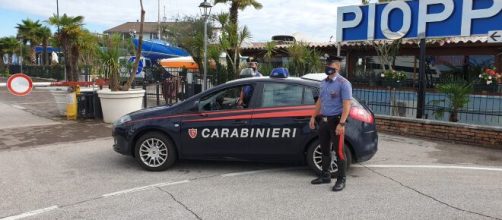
306, 139, 352, 178
134, 132, 177, 171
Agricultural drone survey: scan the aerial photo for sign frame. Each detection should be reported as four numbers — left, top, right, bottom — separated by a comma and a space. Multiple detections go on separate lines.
7, 73, 33, 96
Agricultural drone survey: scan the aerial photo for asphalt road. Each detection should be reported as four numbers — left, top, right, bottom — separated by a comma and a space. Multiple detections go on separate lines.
0, 134, 501, 220
1, 87, 502, 220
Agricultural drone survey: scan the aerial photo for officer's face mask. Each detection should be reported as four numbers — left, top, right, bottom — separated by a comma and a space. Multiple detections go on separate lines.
325, 66, 337, 75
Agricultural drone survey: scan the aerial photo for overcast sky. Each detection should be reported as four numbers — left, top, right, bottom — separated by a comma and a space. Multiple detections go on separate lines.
0, 0, 364, 42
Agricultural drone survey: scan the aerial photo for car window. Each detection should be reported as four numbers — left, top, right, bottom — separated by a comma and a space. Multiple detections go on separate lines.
198, 85, 254, 111
303, 87, 319, 104
260, 83, 306, 107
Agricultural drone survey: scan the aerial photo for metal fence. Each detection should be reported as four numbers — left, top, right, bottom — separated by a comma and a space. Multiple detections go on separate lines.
140, 68, 213, 108
353, 87, 502, 127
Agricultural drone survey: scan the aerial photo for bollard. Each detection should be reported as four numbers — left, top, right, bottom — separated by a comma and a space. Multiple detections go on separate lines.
66, 86, 78, 120
142, 80, 147, 108
156, 81, 160, 106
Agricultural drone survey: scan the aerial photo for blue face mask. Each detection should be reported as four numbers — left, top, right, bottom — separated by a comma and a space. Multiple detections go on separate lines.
325, 66, 337, 75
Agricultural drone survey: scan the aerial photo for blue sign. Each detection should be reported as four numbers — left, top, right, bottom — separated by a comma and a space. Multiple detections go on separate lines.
128, 57, 144, 76
337, 0, 502, 42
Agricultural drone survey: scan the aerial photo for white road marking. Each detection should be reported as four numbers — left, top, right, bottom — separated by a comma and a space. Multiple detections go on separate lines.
1, 206, 58, 220
353, 164, 502, 172
102, 180, 190, 198
11, 105, 26, 110
14, 102, 55, 105
221, 167, 305, 177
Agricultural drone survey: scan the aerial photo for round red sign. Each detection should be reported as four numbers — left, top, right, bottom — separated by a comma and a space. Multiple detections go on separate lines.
7, 73, 33, 96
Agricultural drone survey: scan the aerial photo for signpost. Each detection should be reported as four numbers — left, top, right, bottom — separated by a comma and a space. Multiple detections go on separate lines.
7, 73, 33, 96
336, 0, 502, 119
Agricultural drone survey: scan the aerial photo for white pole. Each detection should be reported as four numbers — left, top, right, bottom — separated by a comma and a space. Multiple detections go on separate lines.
0, 82, 53, 88
203, 17, 208, 91
158, 0, 161, 40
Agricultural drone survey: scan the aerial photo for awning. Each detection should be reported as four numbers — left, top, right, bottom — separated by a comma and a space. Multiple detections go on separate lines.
160, 56, 199, 69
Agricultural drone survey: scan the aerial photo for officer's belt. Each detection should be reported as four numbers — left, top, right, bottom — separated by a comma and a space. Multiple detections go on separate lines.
321, 115, 341, 122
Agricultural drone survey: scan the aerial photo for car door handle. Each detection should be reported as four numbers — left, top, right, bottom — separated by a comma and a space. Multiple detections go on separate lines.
232, 120, 248, 125
294, 117, 310, 122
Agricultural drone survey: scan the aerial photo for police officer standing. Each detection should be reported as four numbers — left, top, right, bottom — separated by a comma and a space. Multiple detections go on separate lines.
309, 56, 352, 192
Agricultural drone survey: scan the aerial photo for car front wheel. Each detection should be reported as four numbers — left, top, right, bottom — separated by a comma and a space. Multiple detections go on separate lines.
307, 139, 352, 178
134, 132, 177, 171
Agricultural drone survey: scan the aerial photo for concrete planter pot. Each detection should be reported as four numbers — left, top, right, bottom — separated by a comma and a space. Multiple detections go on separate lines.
97, 89, 145, 123
48, 87, 69, 116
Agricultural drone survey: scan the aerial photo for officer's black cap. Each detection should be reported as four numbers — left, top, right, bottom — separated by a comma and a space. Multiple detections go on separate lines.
326, 55, 343, 64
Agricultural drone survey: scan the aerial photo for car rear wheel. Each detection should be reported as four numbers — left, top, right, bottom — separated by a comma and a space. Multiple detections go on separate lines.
134, 132, 177, 171
306, 139, 352, 178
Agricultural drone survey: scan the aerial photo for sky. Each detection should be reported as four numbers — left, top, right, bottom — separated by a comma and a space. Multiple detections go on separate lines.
0, 0, 363, 42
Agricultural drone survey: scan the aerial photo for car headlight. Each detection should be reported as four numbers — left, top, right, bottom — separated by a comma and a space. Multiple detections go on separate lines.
114, 115, 132, 126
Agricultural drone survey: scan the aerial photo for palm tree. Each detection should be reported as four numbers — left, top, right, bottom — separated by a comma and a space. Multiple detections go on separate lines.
16, 19, 42, 64
0, 37, 19, 64
263, 41, 276, 66
37, 27, 51, 65
214, 0, 263, 25
214, 0, 262, 76
48, 14, 85, 81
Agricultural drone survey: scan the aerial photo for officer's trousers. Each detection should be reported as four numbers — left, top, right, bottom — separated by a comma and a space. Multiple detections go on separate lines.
318, 115, 346, 178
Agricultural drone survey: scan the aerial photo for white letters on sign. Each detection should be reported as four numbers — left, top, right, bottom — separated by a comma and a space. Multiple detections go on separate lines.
461, 0, 502, 36
336, 6, 363, 43
418, 0, 454, 38
380, 1, 412, 40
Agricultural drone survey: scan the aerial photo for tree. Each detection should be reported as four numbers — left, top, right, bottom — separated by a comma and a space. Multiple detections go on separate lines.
48, 14, 85, 81
214, 0, 263, 25
123, 0, 146, 91
164, 16, 215, 75
214, 0, 262, 76
286, 42, 322, 76
214, 12, 252, 78
0, 37, 19, 65
37, 26, 51, 65
432, 79, 473, 122
16, 19, 42, 64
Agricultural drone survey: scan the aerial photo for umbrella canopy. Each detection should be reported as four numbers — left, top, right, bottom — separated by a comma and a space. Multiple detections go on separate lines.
160, 56, 199, 69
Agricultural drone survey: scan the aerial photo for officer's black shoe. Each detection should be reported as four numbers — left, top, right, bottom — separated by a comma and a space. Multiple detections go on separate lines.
332, 177, 346, 191
311, 172, 331, 185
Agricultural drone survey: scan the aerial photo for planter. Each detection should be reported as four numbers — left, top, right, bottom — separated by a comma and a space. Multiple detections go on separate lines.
474, 83, 498, 94
97, 89, 145, 123
382, 80, 402, 89
48, 87, 69, 116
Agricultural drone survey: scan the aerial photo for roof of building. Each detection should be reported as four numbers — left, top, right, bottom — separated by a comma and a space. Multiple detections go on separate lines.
104, 22, 179, 34
241, 36, 500, 51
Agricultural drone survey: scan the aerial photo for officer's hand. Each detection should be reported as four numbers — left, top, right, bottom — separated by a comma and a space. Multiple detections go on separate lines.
309, 117, 316, 130
336, 124, 345, 135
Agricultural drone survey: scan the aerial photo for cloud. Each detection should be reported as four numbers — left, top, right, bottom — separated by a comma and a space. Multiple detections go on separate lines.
0, 0, 358, 42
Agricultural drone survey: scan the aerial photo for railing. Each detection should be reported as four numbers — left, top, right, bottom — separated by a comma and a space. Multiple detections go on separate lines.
140, 68, 213, 108
353, 87, 502, 127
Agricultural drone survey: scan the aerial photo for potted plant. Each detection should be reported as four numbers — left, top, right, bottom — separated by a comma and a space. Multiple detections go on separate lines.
97, 0, 146, 123
431, 79, 472, 122
380, 70, 406, 88
477, 67, 500, 93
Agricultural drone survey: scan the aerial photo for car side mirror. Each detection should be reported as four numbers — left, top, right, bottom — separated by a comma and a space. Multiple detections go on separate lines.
191, 101, 200, 112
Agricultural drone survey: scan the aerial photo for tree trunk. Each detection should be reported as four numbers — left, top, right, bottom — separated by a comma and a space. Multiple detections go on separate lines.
30, 46, 36, 64
70, 45, 80, 81
229, 2, 239, 25
43, 40, 48, 65
449, 109, 459, 122
122, 0, 145, 91
229, 2, 240, 78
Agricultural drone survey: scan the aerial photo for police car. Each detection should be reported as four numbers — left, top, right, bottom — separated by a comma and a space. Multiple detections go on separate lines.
112, 69, 378, 176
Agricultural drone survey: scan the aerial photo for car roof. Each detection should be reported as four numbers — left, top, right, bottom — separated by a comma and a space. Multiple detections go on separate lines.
226, 76, 320, 87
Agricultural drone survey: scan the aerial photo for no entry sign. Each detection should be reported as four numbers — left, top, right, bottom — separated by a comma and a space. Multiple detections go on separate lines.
7, 73, 33, 96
